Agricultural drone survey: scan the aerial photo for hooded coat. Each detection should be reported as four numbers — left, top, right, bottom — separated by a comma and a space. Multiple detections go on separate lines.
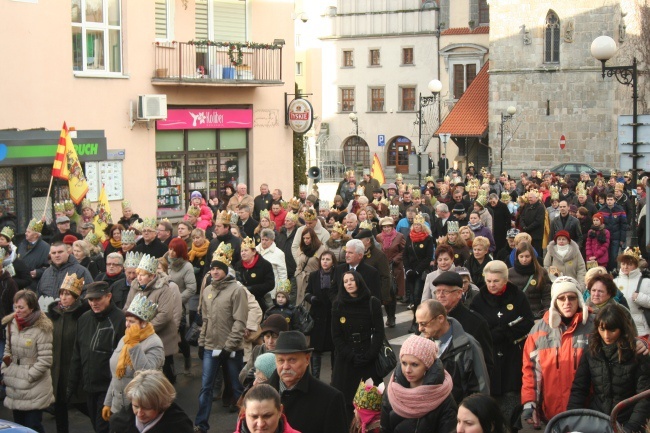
1, 312, 55, 411
544, 240, 587, 292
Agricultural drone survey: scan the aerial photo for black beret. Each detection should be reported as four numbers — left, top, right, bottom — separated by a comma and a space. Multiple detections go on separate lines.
431, 271, 463, 288
452, 203, 466, 213
354, 229, 373, 240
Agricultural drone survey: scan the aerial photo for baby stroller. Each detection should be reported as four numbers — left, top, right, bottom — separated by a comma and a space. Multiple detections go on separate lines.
544, 389, 650, 433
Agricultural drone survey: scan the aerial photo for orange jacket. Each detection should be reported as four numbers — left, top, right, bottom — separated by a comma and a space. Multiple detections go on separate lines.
521, 309, 593, 420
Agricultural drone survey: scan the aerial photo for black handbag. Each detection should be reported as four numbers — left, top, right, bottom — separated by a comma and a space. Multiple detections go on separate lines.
185, 314, 203, 346
375, 336, 397, 378
295, 300, 314, 334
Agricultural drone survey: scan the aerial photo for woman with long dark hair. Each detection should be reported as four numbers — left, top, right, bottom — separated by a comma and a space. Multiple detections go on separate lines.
294, 227, 326, 305
457, 393, 508, 433
331, 270, 384, 420
568, 304, 650, 432
507, 241, 551, 319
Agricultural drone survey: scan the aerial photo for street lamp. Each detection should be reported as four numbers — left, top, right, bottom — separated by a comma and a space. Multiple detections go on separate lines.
591, 35, 639, 246
499, 105, 517, 175
417, 79, 442, 185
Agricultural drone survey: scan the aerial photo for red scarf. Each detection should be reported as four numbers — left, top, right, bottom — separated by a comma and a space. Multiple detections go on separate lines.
381, 228, 397, 251
409, 230, 428, 243
493, 284, 508, 296
242, 254, 260, 269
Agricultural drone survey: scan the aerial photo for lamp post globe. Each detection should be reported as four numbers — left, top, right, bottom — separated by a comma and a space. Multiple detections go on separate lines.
428, 79, 443, 94
507, 106, 517, 116
348, 112, 357, 121
590, 35, 617, 61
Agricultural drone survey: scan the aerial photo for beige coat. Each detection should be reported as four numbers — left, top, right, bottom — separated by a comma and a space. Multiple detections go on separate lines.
123, 273, 183, 356
544, 240, 587, 291
199, 274, 248, 352
1, 312, 55, 411
295, 244, 327, 305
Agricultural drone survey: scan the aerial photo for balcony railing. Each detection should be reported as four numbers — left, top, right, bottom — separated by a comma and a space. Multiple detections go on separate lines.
152, 42, 283, 86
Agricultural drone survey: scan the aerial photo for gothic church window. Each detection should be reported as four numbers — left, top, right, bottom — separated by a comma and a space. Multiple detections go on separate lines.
544, 10, 560, 63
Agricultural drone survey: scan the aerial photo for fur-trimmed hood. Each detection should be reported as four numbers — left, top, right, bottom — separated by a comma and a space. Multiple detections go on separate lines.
142, 272, 171, 291
2, 310, 53, 333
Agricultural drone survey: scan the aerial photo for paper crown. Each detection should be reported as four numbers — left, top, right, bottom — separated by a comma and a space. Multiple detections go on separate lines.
576, 182, 587, 196
124, 251, 143, 268
121, 200, 131, 210
500, 191, 511, 202
142, 217, 157, 230
299, 184, 308, 193
527, 189, 540, 199
280, 200, 290, 210
60, 273, 84, 297
395, 173, 403, 181
353, 379, 384, 412
389, 205, 399, 216
187, 206, 201, 218
131, 220, 143, 232
288, 197, 301, 210
359, 221, 373, 231
64, 200, 75, 211
127, 293, 158, 322
318, 201, 329, 210
84, 232, 101, 246
615, 182, 625, 191
480, 167, 488, 174
121, 230, 136, 244
425, 176, 434, 183
623, 246, 641, 261
611, 169, 618, 177
276, 279, 292, 296
411, 189, 421, 198
363, 168, 370, 175
211, 242, 234, 267
81, 198, 93, 210
303, 209, 317, 221
242, 237, 256, 250
475, 190, 488, 207
137, 254, 159, 275
413, 213, 425, 225
259, 209, 270, 220
550, 185, 560, 200
625, 171, 632, 178
0, 226, 14, 240
215, 210, 231, 225
468, 162, 475, 167
54, 202, 65, 213
447, 220, 459, 234
285, 212, 298, 222
444, 175, 450, 183
405, 184, 414, 192
332, 222, 346, 235
27, 218, 44, 233
355, 186, 365, 196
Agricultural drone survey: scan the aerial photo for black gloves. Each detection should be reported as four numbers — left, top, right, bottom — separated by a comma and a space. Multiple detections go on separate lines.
198, 346, 205, 360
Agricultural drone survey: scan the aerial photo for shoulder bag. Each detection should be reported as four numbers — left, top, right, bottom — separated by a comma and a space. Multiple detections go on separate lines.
370, 299, 397, 377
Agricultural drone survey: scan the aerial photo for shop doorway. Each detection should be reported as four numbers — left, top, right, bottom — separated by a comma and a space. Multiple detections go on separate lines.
387, 136, 412, 174
342, 136, 370, 173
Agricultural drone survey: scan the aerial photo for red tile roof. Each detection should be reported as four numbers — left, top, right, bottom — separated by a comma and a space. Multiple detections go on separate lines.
435, 63, 489, 138
441, 26, 489, 36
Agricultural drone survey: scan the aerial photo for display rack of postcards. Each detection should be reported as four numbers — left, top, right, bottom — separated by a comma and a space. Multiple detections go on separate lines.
156, 159, 183, 212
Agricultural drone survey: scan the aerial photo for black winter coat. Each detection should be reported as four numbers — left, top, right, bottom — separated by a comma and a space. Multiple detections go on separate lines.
381, 360, 457, 433
109, 401, 194, 433
489, 201, 512, 252
403, 235, 433, 276
550, 214, 583, 247
234, 255, 275, 313
16, 238, 51, 291
275, 227, 297, 277
520, 201, 546, 240
304, 269, 334, 352
134, 237, 167, 259
568, 345, 650, 433
108, 278, 132, 310
448, 303, 494, 380
464, 254, 492, 289
331, 286, 384, 420
67, 303, 126, 394
470, 282, 534, 396
0, 272, 18, 324
507, 266, 552, 319
329, 262, 381, 302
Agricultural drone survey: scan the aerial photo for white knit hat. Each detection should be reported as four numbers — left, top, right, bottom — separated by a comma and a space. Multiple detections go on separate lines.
548, 276, 588, 328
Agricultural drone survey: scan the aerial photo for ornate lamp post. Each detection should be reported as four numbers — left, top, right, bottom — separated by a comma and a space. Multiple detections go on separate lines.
418, 79, 442, 185
499, 105, 517, 175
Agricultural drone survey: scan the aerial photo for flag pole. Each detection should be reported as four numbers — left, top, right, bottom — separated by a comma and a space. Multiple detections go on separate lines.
41, 176, 55, 220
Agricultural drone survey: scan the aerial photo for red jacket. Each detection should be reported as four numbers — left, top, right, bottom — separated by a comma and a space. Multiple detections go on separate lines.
234, 413, 300, 433
584, 227, 610, 267
269, 208, 287, 230
521, 309, 593, 421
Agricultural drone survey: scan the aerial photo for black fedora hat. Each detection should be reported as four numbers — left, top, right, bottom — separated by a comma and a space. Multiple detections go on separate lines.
271, 331, 313, 354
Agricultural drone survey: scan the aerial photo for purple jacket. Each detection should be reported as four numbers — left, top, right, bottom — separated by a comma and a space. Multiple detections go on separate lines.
471, 225, 496, 253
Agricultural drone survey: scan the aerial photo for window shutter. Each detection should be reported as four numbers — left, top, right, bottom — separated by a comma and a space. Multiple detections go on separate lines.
453, 64, 464, 98
466, 64, 477, 89
195, 0, 209, 40
155, 0, 168, 39
213, 0, 246, 42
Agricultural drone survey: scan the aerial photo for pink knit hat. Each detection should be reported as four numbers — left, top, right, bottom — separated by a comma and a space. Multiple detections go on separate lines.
400, 335, 439, 369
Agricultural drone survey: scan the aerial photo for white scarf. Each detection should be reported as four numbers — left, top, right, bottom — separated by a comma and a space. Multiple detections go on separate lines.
556, 244, 570, 259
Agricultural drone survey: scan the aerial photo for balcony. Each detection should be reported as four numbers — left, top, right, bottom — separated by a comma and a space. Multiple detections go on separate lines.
152, 41, 284, 87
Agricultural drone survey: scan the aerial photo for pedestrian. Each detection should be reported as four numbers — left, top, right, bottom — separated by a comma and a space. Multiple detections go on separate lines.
468, 212, 495, 252
544, 230, 586, 291
262, 280, 299, 328
612, 247, 650, 337
234, 384, 299, 433
422, 244, 457, 301
585, 212, 610, 268
294, 227, 326, 305
238, 314, 288, 387
103, 224, 125, 259
376, 217, 406, 303
585, 273, 630, 312
464, 236, 492, 289
234, 237, 275, 313
457, 393, 508, 433
508, 241, 551, 319
403, 214, 433, 332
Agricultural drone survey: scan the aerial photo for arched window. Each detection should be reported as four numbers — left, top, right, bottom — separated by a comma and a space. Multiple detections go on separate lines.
544, 11, 560, 63
343, 136, 370, 168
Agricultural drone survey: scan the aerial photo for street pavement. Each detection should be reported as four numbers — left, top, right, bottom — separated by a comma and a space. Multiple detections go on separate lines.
0, 303, 540, 433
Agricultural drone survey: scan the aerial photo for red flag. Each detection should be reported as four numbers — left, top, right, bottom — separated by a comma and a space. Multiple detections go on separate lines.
52, 122, 68, 179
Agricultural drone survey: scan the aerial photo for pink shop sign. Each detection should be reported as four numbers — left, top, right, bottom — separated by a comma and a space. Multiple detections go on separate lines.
156, 108, 253, 130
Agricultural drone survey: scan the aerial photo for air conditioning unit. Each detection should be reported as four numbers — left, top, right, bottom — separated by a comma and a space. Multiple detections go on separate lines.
138, 94, 167, 120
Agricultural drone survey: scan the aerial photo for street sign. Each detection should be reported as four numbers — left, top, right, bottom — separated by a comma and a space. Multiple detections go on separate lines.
559, 135, 566, 149
618, 114, 650, 171
378, 135, 385, 146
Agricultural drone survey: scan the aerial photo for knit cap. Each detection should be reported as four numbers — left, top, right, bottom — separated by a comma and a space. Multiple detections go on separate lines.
190, 191, 202, 200
553, 230, 570, 243
400, 335, 439, 369
254, 353, 277, 380
548, 276, 588, 329
592, 213, 604, 225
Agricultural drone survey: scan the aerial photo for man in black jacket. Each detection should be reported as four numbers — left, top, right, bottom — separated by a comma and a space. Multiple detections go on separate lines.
237, 205, 258, 239
268, 331, 348, 433
253, 183, 273, 221
549, 200, 583, 247
16, 219, 51, 291
67, 282, 125, 433
355, 229, 394, 326
520, 191, 547, 256
488, 194, 512, 253
134, 218, 167, 258
205, 212, 242, 275
329, 239, 380, 301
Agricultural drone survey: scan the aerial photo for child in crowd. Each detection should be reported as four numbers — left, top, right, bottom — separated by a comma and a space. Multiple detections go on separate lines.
263, 279, 299, 330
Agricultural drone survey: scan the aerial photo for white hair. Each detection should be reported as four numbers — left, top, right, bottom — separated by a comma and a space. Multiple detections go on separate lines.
346, 239, 365, 255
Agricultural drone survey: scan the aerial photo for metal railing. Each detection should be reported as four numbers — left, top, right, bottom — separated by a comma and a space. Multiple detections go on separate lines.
153, 42, 283, 83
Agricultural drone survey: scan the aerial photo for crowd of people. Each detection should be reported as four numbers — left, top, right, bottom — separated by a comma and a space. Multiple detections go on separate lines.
0, 166, 648, 433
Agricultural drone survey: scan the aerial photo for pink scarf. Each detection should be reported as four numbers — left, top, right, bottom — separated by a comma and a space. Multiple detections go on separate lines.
354, 405, 381, 433
386, 370, 453, 419
381, 228, 397, 251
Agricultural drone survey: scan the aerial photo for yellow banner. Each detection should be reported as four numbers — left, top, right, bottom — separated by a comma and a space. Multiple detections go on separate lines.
93, 185, 112, 241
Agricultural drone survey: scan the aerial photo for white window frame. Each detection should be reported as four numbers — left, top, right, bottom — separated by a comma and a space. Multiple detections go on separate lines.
296, 61, 303, 76
72, 0, 124, 76
155, 0, 175, 42
439, 44, 487, 101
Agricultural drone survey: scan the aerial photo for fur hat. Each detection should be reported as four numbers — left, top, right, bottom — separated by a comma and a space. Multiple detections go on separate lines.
400, 335, 439, 369
548, 276, 588, 328
584, 266, 607, 287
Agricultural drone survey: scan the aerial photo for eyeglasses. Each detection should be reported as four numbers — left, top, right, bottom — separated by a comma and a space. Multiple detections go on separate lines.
433, 289, 460, 297
557, 295, 578, 302
416, 315, 440, 328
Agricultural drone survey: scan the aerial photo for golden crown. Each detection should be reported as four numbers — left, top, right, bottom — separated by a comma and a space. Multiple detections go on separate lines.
211, 243, 234, 267
425, 176, 434, 183
127, 293, 158, 322
0, 226, 14, 240
187, 206, 201, 218
500, 191, 511, 202
84, 232, 100, 246
64, 200, 75, 211
468, 162, 474, 167
623, 247, 641, 261
405, 184, 414, 192
303, 209, 317, 221
576, 182, 587, 196
285, 212, 298, 222
131, 220, 143, 232
54, 202, 65, 213
332, 222, 346, 235
353, 379, 384, 412
276, 279, 292, 296
121, 230, 136, 244
0, 248, 5, 262
615, 182, 625, 191
259, 209, 270, 220
413, 213, 425, 225
528, 189, 540, 199
411, 189, 421, 198
475, 189, 488, 207
124, 251, 143, 268
242, 236, 256, 250
280, 200, 290, 210
359, 221, 373, 231
27, 218, 44, 233
60, 273, 84, 297
611, 169, 618, 177
121, 200, 131, 210
142, 217, 157, 230
81, 198, 93, 210
137, 254, 159, 275
550, 185, 559, 200
288, 197, 301, 210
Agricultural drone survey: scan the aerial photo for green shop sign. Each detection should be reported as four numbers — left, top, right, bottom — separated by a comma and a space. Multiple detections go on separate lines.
0, 130, 107, 166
